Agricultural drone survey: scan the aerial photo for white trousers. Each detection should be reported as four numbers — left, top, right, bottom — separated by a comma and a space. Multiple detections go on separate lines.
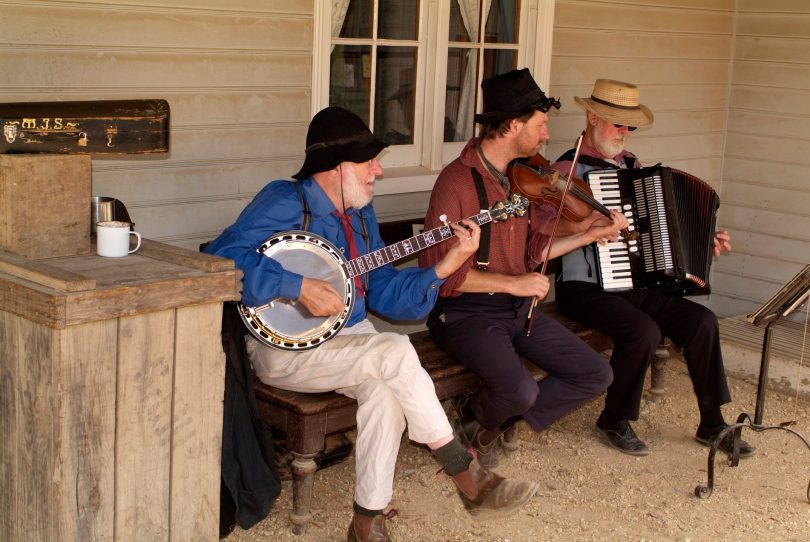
247, 320, 453, 510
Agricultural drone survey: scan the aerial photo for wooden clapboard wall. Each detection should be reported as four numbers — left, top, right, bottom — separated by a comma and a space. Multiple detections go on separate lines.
712, 0, 810, 318
548, 0, 810, 318
3, 0, 808, 319
547, 0, 735, 183
0, 0, 314, 251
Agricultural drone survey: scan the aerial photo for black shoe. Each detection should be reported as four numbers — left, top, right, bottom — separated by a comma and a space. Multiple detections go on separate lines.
695, 424, 757, 459
595, 419, 650, 456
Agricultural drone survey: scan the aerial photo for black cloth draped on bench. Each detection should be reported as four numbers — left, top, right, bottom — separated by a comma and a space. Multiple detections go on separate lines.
219, 301, 281, 535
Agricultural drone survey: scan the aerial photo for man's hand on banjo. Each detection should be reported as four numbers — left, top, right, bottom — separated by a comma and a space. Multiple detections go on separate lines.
434, 218, 480, 279
298, 277, 345, 317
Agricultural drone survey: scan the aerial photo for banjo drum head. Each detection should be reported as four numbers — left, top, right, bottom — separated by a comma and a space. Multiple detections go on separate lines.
243, 231, 355, 350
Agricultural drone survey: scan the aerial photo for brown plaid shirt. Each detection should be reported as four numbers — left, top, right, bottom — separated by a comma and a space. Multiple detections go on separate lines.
419, 138, 555, 297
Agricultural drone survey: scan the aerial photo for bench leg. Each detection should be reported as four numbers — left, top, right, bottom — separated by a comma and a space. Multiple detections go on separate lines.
649, 339, 671, 401
290, 452, 318, 535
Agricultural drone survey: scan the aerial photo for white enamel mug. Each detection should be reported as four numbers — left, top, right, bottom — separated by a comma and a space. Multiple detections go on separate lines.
96, 221, 142, 257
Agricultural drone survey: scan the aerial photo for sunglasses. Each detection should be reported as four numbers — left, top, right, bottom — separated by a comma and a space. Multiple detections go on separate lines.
613, 124, 637, 132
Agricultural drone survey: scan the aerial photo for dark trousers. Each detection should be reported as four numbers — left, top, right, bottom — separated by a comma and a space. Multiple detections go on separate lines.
428, 294, 613, 432
554, 281, 731, 422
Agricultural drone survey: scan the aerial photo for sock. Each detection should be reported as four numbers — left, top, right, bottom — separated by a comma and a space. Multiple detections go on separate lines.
353, 501, 384, 518
699, 407, 725, 431
433, 438, 473, 476
597, 411, 621, 429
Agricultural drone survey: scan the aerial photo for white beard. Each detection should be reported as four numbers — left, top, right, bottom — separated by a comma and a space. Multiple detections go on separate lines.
593, 134, 625, 159
341, 168, 374, 209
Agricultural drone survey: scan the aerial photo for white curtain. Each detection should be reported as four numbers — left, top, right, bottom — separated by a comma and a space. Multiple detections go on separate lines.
455, 0, 491, 140
331, 0, 352, 51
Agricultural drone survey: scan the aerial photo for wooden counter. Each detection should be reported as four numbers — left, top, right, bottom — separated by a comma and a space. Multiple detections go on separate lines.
0, 239, 241, 541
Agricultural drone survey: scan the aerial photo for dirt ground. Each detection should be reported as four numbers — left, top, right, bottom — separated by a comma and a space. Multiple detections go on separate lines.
224, 353, 810, 542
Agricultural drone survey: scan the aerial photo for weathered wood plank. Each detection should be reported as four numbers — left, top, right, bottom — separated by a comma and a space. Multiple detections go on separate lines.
58, 320, 117, 541
3, 313, 59, 540
64, 273, 241, 325
115, 310, 175, 540
170, 302, 225, 541
0, 270, 239, 328
138, 239, 235, 273
0, 155, 91, 260
0, 248, 96, 292
0, 272, 68, 328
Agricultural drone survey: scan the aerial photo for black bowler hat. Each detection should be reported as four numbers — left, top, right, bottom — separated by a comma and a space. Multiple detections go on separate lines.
292, 107, 389, 180
474, 68, 561, 124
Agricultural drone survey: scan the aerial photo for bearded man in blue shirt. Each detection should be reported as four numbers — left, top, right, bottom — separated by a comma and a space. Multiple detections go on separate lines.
205, 106, 537, 542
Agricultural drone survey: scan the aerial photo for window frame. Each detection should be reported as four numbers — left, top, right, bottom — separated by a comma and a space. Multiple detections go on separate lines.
312, 0, 555, 194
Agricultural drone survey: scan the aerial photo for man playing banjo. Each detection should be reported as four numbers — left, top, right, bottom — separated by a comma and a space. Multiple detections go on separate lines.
204, 106, 537, 542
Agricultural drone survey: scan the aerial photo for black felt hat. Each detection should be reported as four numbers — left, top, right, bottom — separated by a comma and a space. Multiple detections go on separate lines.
292, 107, 388, 180
474, 68, 560, 124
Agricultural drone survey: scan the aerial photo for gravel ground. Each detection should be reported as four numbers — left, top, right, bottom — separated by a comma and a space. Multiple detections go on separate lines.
224, 353, 810, 542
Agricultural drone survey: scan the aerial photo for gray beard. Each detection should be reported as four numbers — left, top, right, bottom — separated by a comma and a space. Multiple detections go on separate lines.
594, 137, 625, 159
342, 179, 374, 209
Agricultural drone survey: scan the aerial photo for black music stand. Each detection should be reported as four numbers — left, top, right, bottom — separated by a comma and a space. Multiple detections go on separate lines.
695, 264, 810, 501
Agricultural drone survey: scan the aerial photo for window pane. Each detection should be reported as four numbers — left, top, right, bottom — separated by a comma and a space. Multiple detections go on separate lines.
375, 46, 416, 145
379, 0, 419, 40
484, 0, 519, 44
482, 49, 516, 80
336, 0, 373, 38
449, 0, 479, 42
330, 45, 372, 124
444, 47, 479, 142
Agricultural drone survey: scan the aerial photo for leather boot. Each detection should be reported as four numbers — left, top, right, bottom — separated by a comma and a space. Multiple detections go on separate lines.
451, 456, 537, 517
501, 423, 519, 454
347, 511, 395, 542
453, 417, 500, 468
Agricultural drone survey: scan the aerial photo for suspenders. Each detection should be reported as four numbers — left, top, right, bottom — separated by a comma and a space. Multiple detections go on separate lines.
470, 168, 492, 270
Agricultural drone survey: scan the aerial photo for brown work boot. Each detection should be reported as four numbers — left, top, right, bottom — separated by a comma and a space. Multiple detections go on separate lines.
451, 456, 537, 518
347, 511, 396, 542
454, 417, 500, 468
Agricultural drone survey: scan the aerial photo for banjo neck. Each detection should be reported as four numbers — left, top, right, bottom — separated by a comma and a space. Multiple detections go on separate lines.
343, 209, 495, 280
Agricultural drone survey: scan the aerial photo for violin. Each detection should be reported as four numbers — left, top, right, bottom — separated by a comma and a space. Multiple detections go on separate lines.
506, 153, 638, 240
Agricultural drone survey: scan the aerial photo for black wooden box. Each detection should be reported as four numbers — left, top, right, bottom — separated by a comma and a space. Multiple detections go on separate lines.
0, 99, 170, 155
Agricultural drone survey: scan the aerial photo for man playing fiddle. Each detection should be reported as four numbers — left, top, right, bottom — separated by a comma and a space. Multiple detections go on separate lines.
551, 79, 756, 458
419, 69, 623, 467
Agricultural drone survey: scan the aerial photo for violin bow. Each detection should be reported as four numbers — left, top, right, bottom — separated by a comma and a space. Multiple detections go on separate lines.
525, 133, 585, 335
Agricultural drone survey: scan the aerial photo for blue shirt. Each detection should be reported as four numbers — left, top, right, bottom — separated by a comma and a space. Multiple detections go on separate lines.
204, 177, 444, 327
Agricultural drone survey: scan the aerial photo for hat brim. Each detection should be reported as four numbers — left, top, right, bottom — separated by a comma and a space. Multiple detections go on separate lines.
474, 110, 521, 124
574, 96, 654, 127
474, 89, 555, 124
292, 137, 388, 180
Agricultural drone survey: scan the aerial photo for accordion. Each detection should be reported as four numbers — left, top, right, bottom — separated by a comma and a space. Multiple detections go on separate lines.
584, 166, 720, 295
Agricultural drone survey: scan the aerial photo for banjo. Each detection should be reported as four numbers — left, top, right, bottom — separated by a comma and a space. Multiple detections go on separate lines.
239, 194, 529, 351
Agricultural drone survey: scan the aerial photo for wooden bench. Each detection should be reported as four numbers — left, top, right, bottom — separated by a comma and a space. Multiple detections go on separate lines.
252, 305, 673, 534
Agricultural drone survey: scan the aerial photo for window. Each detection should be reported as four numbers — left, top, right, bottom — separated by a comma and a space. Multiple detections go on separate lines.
314, 0, 554, 178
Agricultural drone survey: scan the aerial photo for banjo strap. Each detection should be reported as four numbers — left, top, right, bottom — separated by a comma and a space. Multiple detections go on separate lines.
295, 179, 370, 291
294, 181, 312, 232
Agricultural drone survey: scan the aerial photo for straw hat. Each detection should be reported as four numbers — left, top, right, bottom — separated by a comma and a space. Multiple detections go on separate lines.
293, 107, 388, 180
474, 68, 560, 124
574, 79, 653, 127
